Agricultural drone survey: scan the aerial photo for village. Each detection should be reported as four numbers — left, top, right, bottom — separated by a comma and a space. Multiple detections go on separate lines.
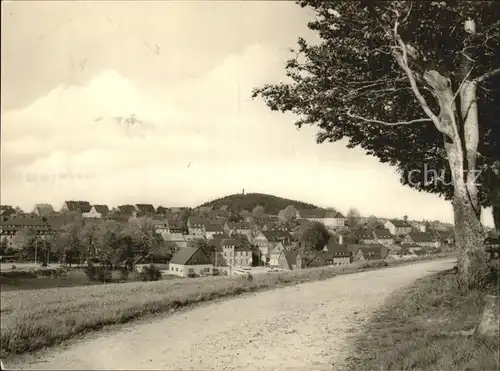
0, 196, 459, 278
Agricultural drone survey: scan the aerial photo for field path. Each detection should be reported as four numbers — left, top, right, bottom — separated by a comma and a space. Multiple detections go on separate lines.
10, 259, 455, 370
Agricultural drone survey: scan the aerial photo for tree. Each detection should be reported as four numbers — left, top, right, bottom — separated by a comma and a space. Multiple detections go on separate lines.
56, 223, 83, 266
228, 210, 243, 223
346, 208, 362, 228
252, 205, 266, 217
12, 227, 37, 261
365, 215, 384, 230
252, 0, 500, 287
0, 238, 7, 255
281, 205, 299, 220
80, 222, 100, 262
297, 221, 331, 251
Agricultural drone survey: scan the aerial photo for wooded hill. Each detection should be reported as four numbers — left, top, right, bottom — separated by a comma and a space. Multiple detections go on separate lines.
197, 193, 326, 215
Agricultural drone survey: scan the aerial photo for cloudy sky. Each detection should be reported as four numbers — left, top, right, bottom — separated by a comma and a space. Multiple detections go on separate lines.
0, 1, 493, 225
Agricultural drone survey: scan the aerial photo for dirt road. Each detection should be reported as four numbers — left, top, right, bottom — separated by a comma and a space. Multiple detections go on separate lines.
10, 259, 455, 370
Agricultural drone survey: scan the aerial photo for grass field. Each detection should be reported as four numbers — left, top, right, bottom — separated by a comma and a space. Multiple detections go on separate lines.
344, 268, 499, 371
0, 254, 455, 357
0, 263, 62, 271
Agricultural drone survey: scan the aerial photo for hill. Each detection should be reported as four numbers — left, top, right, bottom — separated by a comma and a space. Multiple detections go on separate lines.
197, 193, 325, 215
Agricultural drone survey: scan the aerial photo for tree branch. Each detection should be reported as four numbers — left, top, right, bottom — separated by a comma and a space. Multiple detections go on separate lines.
389, 17, 452, 137
473, 68, 500, 84
450, 68, 473, 108
346, 109, 432, 126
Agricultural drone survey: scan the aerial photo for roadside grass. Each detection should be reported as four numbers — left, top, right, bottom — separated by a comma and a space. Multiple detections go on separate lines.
0, 254, 453, 357
344, 267, 499, 371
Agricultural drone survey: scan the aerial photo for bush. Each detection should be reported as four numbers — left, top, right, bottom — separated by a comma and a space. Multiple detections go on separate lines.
35, 268, 66, 278
111, 269, 129, 282
84, 264, 112, 282
187, 272, 199, 278
139, 264, 162, 281
1, 270, 36, 279
360, 260, 389, 269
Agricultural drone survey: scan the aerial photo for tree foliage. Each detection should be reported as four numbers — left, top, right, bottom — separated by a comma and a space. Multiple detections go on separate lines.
281, 205, 300, 220
297, 221, 331, 250
346, 208, 362, 228
252, 205, 266, 217
252, 0, 500, 208
198, 192, 322, 214
365, 215, 384, 229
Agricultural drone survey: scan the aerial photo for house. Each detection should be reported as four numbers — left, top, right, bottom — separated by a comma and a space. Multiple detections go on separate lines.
134, 204, 156, 215
357, 229, 378, 244
207, 209, 230, 220
0, 214, 54, 249
31, 203, 55, 216
323, 210, 345, 228
82, 204, 109, 219
403, 231, 441, 249
296, 251, 326, 269
204, 223, 225, 239
253, 230, 293, 263
277, 250, 298, 270
268, 242, 285, 266
167, 219, 185, 235
299, 209, 326, 222
387, 243, 404, 257
221, 238, 253, 267
253, 216, 281, 230
384, 218, 413, 236
299, 209, 346, 229
162, 233, 187, 248
412, 222, 427, 232
115, 205, 137, 216
373, 229, 395, 246
61, 201, 92, 213
151, 218, 169, 235
322, 241, 352, 265
224, 221, 253, 240
168, 247, 213, 277
345, 244, 387, 261
356, 245, 389, 260
187, 217, 206, 236
184, 234, 206, 244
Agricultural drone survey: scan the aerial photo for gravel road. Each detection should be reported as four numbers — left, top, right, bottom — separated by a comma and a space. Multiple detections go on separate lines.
10, 258, 455, 371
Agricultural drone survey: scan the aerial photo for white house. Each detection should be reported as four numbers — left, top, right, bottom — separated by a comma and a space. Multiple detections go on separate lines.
299, 209, 345, 228
384, 219, 413, 236
82, 205, 109, 218
168, 247, 213, 277
204, 223, 225, 239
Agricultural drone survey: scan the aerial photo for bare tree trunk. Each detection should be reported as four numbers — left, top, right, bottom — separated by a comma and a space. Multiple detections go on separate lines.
424, 71, 486, 289
394, 17, 489, 289
493, 206, 500, 236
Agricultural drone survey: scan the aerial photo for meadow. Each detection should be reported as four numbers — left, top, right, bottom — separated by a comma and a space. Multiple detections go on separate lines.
0, 253, 455, 357
345, 265, 499, 371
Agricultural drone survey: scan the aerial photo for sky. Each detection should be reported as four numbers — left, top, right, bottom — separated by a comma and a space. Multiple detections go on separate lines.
0, 1, 494, 226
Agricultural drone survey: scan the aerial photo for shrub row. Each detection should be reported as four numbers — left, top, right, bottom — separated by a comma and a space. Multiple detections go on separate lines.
0, 267, 67, 279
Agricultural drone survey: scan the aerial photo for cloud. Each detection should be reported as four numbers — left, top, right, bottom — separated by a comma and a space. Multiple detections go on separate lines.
1, 41, 493, 227
0, 43, 308, 207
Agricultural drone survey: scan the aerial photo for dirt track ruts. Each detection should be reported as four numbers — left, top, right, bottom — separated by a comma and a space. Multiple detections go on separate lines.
9, 259, 456, 370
